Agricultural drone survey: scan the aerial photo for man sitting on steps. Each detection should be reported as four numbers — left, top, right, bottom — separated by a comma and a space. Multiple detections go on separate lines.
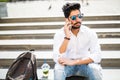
53, 2, 103, 80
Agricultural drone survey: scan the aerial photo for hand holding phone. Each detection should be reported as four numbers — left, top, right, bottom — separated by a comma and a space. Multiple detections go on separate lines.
64, 19, 71, 38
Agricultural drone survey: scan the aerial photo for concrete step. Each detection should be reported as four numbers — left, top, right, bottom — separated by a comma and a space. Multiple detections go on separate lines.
0, 32, 119, 39
0, 15, 120, 23
0, 21, 120, 30
0, 58, 119, 69
0, 28, 119, 39
0, 23, 119, 30
0, 38, 119, 45
0, 51, 120, 59
0, 28, 120, 39
0, 38, 119, 51
97, 32, 120, 38
0, 29, 58, 35
0, 50, 120, 68
0, 44, 119, 51
0, 34, 54, 39
0, 69, 120, 80
0, 28, 119, 35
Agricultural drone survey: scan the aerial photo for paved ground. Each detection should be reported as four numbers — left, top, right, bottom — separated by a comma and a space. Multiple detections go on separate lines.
4, 0, 120, 18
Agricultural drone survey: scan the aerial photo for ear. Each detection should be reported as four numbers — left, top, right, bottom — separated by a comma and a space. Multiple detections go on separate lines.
64, 18, 68, 22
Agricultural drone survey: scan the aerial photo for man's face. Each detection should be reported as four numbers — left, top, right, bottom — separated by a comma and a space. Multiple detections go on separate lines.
68, 10, 82, 27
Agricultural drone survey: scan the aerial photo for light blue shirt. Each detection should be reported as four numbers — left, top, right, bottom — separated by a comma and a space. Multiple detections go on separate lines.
53, 25, 101, 69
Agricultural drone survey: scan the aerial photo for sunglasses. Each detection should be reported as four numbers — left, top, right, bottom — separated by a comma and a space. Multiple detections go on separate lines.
70, 14, 83, 20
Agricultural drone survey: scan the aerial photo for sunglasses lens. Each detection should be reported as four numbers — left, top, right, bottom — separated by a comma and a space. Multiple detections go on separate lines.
70, 14, 83, 20
78, 14, 83, 19
71, 16, 76, 20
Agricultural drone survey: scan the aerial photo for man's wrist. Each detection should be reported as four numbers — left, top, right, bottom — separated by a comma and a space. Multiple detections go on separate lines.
64, 37, 70, 40
74, 59, 80, 65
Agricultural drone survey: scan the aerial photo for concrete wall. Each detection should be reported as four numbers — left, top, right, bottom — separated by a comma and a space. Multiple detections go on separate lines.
2, 0, 120, 18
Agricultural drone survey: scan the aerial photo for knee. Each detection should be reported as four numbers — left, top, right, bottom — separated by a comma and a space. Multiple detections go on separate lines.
87, 63, 103, 80
65, 65, 76, 77
88, 63, 102, 72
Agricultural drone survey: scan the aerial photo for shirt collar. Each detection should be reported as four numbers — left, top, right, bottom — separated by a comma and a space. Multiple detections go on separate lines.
70, 25, 85, 36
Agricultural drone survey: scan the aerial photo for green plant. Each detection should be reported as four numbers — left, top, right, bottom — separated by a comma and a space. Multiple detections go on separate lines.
0, 0, 9, 2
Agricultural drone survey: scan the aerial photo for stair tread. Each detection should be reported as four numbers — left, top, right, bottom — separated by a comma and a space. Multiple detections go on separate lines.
0, 38, 119, 45
0, 51, 119, 59
0, 21, 120, 26
0, 28, 120, 35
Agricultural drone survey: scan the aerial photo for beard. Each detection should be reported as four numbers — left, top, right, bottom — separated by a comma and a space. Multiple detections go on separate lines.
72, 26, 80, 29
72, 22, 81, 29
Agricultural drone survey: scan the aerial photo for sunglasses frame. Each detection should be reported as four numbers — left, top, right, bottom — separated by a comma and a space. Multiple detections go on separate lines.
70, 13, 84, 20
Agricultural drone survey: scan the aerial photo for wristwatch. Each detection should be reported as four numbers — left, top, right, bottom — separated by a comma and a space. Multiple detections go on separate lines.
64, 37, 70, 40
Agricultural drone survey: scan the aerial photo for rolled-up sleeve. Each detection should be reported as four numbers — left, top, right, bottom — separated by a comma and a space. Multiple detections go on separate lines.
89, 31, 102, 63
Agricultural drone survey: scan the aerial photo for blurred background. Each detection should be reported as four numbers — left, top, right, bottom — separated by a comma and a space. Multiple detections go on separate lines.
0, 0, 120, 80
0, 0, 120, 17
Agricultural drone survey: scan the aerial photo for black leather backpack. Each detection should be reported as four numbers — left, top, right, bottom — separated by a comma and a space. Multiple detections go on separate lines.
5, 50, 38, 80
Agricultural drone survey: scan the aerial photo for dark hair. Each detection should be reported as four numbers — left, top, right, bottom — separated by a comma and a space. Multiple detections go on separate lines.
62, 3, 81, 18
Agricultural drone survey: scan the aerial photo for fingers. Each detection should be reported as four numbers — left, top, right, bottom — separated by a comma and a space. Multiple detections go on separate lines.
64, 19, 71, 37
58, 58, 64, 64
58, 58, 75, 66
65, 18, 69, 23
58, 58, 66, 66
65, 19, 71, 28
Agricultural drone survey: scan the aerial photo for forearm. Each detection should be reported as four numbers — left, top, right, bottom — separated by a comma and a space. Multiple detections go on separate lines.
59, 39, 70, 54
75, 58, 93, 65
59, 57, 94, 66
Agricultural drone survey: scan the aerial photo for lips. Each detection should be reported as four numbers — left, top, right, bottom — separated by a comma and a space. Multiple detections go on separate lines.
74, 22, 81, 27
